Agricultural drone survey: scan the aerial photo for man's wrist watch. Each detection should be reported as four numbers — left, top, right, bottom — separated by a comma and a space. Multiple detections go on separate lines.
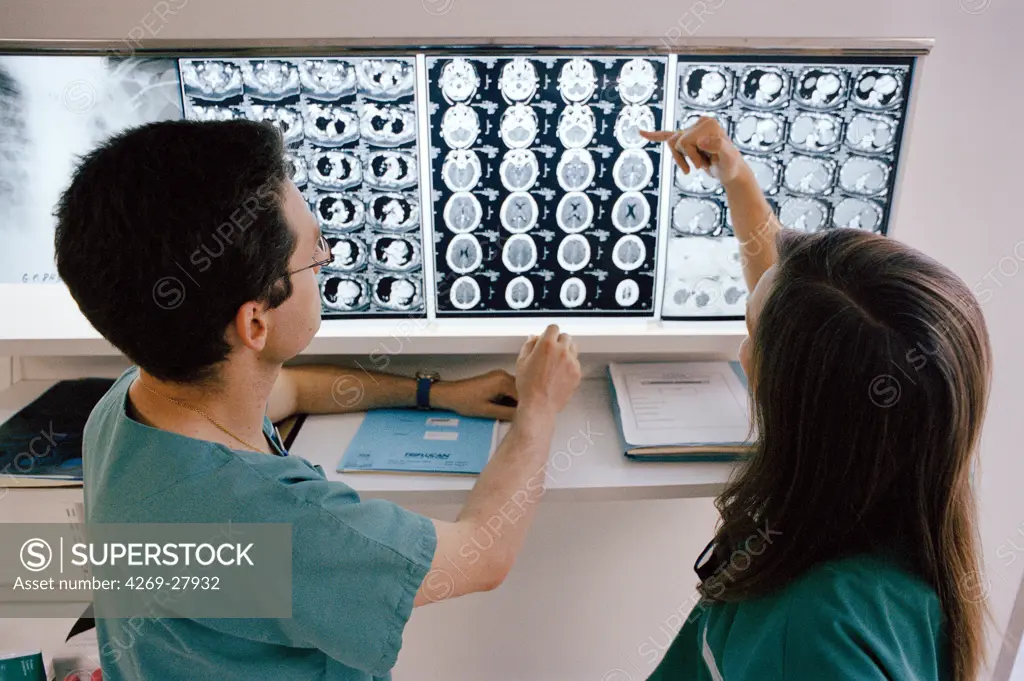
415, 371, 441, 410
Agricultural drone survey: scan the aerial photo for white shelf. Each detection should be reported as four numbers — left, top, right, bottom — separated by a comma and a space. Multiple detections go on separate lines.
0, 377, 738, 504
297, 377, 737, 503
0, 284, 747, 356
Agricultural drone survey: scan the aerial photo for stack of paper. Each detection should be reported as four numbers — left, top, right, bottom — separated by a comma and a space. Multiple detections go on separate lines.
608, 362, 755, 461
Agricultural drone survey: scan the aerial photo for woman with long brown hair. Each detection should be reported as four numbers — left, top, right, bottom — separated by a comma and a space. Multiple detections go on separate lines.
641, 119, 989, 681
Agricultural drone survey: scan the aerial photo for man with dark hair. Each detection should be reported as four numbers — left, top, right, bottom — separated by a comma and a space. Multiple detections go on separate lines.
56, 119, 581, 680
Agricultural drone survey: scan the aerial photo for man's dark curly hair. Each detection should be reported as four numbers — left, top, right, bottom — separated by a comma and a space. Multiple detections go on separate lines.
55, 119, 297, 383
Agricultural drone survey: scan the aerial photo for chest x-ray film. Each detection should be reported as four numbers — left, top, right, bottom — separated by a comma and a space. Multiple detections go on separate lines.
661, 57, 913, 319
0, 55, 183, 284
179, 57, 426, 317
427, 55, 667, 316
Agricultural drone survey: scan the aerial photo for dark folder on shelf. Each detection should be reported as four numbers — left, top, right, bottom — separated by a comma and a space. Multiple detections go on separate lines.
0, 378, 115, 486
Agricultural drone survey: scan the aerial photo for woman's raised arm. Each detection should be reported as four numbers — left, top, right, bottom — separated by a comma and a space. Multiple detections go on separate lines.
642, 118, 779, 292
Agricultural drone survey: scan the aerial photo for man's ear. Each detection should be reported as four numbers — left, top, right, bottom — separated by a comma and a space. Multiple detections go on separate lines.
233, 301, 269, 352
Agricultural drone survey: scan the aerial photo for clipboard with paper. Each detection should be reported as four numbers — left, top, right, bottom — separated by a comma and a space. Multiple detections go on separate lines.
608, 362, 756, 461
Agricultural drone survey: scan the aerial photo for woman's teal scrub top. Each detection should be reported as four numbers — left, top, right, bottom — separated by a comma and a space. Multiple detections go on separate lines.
648, 554, 949, 681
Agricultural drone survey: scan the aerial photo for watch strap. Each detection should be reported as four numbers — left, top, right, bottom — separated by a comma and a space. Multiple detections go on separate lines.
416, 376, 433, 410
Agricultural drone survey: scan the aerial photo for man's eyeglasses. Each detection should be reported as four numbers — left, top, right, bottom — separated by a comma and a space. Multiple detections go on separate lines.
289, 234, 334, 275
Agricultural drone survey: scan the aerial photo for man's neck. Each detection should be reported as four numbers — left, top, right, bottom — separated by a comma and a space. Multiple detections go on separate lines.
129, 359, 279, 454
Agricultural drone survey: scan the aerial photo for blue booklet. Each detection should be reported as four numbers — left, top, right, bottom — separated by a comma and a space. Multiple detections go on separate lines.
339, 409, 499, 475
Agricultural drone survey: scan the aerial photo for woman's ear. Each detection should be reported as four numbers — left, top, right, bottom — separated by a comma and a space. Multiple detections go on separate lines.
738, 336, 752, 380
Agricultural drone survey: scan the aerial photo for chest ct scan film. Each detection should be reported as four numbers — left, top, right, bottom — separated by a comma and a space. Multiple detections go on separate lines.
179, 56, 426, 317
1, 46, 915, 323
661, 57, 913, 319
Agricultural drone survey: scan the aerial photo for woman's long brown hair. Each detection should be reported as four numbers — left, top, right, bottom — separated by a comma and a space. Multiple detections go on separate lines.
701, 228, 990, 681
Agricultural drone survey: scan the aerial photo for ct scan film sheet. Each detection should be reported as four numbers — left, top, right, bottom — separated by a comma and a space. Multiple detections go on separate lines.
180, 56, 426, 318
426, 55, 668, 316
661, 58, 913, 320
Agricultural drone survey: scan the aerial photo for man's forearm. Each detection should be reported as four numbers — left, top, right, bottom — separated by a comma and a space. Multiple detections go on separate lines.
724, 166, 780, 291
440, 409, 557, 581
280, 366, 417, 418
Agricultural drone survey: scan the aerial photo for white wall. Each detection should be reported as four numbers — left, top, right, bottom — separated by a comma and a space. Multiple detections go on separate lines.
3, 1, 1024, 678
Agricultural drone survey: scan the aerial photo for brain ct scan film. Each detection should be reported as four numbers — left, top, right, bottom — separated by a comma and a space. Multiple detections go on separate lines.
180, 56, 425, 318
661, 57, 913, 319
427, 55, 668, 316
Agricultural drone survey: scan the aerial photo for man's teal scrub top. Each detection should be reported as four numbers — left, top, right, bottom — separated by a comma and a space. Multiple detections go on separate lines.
83, 366, 437, 681
648, 553, 949, 681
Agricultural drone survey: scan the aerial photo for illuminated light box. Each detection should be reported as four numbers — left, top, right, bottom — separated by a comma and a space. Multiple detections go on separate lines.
0, 43, 919, 324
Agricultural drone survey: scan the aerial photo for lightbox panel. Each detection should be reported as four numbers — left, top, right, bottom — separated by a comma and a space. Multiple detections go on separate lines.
426, 55, 668, 316
1, 47, 917, 326
661, 57, 914, 320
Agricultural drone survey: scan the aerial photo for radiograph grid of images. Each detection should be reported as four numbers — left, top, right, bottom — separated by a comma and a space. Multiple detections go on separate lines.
180, 56, 425, 318
427, 55, 667, 316
662, 58, 912, 319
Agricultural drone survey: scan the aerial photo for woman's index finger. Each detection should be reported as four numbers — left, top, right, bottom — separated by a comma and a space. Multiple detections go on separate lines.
638, 129, 676, 142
